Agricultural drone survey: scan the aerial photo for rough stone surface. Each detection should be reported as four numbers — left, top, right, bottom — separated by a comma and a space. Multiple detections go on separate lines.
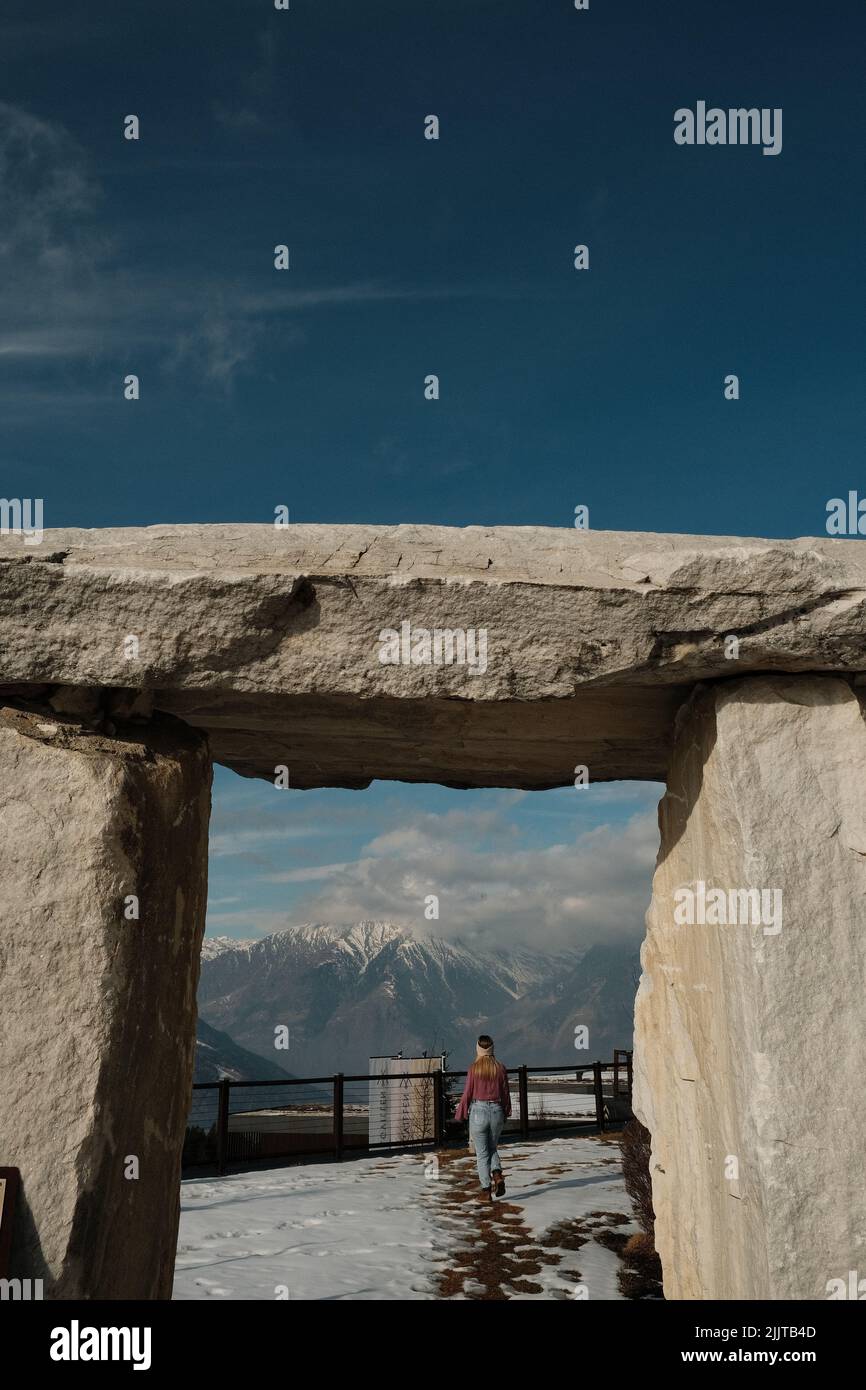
3, 523, 866, 1303
633, 675, 866, 1300
1, 524, 866, 786
0, 705, 211, 1298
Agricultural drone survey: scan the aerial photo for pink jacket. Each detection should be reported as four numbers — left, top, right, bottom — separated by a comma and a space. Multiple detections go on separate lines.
454, 1062, 512, 1121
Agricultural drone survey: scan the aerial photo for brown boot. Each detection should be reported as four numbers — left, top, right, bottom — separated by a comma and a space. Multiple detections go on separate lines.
492, 1171, 506, 1197
477, 1187, 492, 1204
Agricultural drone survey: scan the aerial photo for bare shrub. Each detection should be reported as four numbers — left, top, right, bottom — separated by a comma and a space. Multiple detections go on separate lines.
619, 1231, 664, 1300
620, 1119, 655, 1236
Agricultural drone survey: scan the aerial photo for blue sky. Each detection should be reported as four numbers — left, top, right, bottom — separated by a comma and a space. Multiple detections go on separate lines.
3, 0, 862, 947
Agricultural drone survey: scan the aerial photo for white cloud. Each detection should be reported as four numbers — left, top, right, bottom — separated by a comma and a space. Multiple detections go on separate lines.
365, 806, 513, 857
265, 862, 351, 884
284, 804, 659, 954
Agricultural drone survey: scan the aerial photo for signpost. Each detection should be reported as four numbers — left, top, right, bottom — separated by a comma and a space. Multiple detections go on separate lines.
368, 1056, 442, 1145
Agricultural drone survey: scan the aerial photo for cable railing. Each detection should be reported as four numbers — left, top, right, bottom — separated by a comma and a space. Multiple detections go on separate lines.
183, 1052, 634, 1174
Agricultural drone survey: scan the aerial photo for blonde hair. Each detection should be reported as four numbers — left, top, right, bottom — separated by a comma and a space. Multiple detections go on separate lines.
470, 1035, 501, 1082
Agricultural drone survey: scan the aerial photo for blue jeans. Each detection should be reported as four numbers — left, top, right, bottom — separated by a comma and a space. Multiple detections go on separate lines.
469, 1101, 504, 1188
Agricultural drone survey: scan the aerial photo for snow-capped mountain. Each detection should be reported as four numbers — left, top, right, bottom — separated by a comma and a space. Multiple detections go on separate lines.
200, 935, 256, 962
197, 921, 638, 1076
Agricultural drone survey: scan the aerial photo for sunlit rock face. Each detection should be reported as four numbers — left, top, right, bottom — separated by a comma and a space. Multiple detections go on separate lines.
0, 706, 211, 1299
2, 523, 866, 1300
2, 523, 866, 786
634, 675, 866, 1300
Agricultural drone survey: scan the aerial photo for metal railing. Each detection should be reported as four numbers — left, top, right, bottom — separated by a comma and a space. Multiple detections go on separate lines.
183, 1054, 633, 1174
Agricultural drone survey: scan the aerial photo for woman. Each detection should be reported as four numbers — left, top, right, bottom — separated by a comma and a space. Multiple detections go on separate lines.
454, 1035, 511, 1202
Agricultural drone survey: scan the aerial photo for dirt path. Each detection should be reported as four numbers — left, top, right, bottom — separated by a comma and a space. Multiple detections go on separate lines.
431, 1143, 633, 1300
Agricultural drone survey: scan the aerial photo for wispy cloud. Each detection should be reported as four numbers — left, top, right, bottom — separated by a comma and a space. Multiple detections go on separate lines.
214, 28, 277, 134
0, 101, 107, 380
0, 102, 101, 259
0, 102, 487, 404
209, 820, 325, 858
0, 328, 106, 359
265, 862, 352, 884
213, 105, 264, 134
239, 283, 504, 314
205, 907, 295, 936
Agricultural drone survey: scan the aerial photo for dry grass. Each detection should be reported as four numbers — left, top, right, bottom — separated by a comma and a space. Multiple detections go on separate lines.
431, 1138, 664, 1300
432, 1150, 559, 1299
617, 1230, 664, 1300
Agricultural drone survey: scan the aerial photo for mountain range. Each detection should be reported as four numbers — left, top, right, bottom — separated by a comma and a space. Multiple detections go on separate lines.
193, 1017, 294, 1083
196, 921, 638, 1078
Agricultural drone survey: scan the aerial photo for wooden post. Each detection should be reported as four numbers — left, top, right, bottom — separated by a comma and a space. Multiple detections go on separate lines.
613, 1052, 621, 1097
518, 1065, 529, 1139
593, 1061, 605, 1132
333, 1073, 344, 1161
216, 1079, 230, 1174
433, 1070, 443, 1147
626, 1050, 633, 1098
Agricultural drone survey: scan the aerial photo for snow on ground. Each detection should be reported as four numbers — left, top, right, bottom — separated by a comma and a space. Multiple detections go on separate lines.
173, 1132, 635, 1301
469, 1134, 636, 1299
173, 1151, 444, 1300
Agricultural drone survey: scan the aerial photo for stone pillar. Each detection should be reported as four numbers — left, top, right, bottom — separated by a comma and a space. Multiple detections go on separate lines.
0, 704, 211, 1299
634, 675, 866, 1300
